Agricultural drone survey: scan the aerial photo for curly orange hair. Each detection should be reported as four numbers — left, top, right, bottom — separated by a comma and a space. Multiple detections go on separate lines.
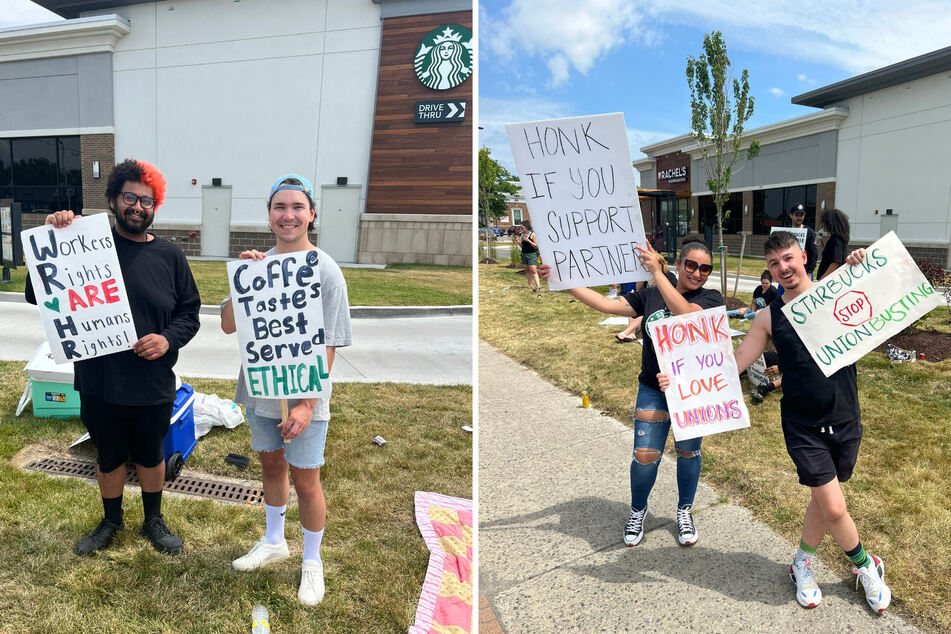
135, 160, 167, 209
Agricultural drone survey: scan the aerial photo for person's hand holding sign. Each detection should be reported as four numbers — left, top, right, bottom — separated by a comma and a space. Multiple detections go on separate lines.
279, 400, 316, 441
45, 210, 76, 228
538, 263, 552, 281
239, 249, 268, 262
634, 240, 666, 278
656, 372, 671, 392
845, 249, 866, 266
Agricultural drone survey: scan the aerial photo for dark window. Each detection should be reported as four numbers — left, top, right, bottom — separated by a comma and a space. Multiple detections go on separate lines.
754, 184, 820, 233
5, 136, 82, 213
698, 192, 742, 234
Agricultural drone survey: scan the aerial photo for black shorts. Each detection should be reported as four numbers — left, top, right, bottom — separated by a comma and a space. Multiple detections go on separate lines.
80, 397, 173, 472
781, 418, 862, 487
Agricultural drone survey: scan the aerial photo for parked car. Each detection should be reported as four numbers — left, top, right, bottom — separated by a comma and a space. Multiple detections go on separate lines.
507, 225, 523, 236
478, 227, 495, 240
491, 227, 503, 236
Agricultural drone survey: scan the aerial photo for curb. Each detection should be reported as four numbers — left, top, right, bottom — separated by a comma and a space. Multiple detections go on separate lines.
0, 291, 471, 318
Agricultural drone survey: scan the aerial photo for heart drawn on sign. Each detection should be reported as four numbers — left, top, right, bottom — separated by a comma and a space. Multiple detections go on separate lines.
44, 297, 60, 313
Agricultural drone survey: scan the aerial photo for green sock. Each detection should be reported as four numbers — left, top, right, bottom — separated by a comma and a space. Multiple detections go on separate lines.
845, 542, 870, 568
798, 541, 818, 555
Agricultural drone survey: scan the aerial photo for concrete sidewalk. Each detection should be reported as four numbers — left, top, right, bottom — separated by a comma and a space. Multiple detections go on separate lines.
478, 342, 920, 633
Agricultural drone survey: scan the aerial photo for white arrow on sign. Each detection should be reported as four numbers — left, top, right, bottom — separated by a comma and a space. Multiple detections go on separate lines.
447, 102, 459, 118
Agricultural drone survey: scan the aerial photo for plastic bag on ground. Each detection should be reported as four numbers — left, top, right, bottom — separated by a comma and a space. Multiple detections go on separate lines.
193, 392, 245, 438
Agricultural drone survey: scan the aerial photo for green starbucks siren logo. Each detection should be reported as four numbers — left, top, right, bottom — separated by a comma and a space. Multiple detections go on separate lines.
414, 24, 473, 90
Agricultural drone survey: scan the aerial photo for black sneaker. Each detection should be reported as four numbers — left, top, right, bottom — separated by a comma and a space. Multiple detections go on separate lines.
76, 518, 124, 556
140, 516, 183, 555
751, 382, 773, 404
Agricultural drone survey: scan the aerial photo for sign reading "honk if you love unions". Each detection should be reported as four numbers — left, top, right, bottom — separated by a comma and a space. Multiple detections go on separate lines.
782, 231, 941, 377
22, 214, 136, 364
651, 306, 751, 442
227, 251, 331, 400
505, 113, 651, 290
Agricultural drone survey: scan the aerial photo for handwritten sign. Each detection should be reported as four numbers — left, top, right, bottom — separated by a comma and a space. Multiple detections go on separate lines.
227, 251, 331, 399
21, 214, 136, 364
747, 354, 771, 388
651, 306, 751, 441
770, 226, 808, 250
782, 231, 940, 377
505, 113, 650, 290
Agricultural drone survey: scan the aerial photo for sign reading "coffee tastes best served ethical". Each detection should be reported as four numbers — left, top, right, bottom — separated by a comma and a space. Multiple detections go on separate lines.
227, 251, 331, 399
505, 113, 651, 290
782, 231, 941, 377
21, 213, 136, 364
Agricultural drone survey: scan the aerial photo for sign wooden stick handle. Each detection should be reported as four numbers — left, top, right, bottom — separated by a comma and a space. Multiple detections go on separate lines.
280, 399, 291, 443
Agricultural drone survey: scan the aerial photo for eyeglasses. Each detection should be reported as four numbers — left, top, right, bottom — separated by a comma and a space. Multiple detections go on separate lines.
120, 192, 155, 209
683, 258, 713, 276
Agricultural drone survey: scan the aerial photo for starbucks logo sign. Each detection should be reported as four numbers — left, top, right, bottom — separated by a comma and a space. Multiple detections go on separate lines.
414, 24, 473, 91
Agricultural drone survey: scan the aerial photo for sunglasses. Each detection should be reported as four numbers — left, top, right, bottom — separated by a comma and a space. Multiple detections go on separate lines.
682, 258, 713, 276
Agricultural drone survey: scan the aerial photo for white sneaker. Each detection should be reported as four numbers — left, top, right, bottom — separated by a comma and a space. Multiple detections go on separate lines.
789, 556, 822, 608
298, 559, 325, 606
854, 554, 891, 613
623, 506, 648, 546
232, 537, 289, 571
676, 505, 699, 546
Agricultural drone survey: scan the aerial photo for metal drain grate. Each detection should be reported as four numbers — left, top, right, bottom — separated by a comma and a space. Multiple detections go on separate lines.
24, 457, 263, 505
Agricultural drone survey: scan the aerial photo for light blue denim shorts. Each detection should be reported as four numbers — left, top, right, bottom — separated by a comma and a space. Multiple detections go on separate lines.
245, 408, 329, 469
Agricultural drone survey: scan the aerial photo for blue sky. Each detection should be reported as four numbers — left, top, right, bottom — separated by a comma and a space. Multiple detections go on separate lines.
478, 0, 951, 181
0, 1, 62, 29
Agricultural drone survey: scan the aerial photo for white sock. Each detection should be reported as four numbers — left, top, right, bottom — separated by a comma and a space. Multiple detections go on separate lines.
302, 526, 324, 563
264, 504, 287, 545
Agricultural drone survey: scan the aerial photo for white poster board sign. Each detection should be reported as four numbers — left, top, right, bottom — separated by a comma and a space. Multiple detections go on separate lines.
505, 113, 650, 290
782, 231, 941, 377
21, 214, 136, 364
1, 206, 11, 262
227, 250, 331, 399
651, 306, 751, 441
770, 226, 808, 250
747, 354, 771, 388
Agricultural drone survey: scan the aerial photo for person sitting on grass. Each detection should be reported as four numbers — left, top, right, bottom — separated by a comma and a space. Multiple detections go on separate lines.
660, 231, 891, 614
727, 270, 777, 320
540, 239, 723, 548
750, 350, 782, 403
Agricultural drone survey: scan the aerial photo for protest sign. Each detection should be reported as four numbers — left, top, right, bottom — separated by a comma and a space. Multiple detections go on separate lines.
770, 226, 808, 250
21, 214, 136, 364
227, 250, 331, 399
651, 306, 751, 441
782, 231, 941, 377
505, 113, 650, 290
747, 354, 771, 388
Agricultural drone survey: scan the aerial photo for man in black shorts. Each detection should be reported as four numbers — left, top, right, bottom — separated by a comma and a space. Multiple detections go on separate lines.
731, 231, 891, 613
25, 159, 200, 556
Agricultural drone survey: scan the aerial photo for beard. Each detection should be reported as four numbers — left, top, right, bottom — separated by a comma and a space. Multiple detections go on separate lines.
112, 205, 154, 235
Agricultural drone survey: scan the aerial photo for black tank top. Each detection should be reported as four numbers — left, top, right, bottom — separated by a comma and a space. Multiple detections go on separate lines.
769, 299, 859, 426
521, 232, 537, 254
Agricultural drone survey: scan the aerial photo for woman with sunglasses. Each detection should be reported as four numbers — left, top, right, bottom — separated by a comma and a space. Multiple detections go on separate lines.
538, 238, 723, 548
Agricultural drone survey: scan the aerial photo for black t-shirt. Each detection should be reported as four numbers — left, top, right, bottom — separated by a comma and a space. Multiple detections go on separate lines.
520, 231, 537, 254
816, 234, 847, 280
802, 225, 819, 274
623, 284, 724, 391
26, 229, 201, 405
768, 299, 859, 426
752, 285, 778, 309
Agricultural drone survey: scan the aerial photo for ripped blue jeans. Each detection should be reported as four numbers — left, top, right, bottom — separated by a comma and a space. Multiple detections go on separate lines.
630, 383, 702, 510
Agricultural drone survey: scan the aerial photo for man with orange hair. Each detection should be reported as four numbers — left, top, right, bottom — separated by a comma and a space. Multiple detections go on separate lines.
26, 159, 201, 556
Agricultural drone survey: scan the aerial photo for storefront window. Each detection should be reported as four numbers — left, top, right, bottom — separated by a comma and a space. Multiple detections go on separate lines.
754, 184, 819, 233
698, 192, 742, 234
5, 136, 82, 213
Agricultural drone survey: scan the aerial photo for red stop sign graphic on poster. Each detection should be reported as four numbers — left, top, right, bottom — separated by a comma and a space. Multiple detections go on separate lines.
834, 290, 872, 327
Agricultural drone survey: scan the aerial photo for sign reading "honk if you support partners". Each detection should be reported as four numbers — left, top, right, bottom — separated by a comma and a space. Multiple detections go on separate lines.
505, 113, 651, 290
782, 231, 941, 377
227, 251, 331, 399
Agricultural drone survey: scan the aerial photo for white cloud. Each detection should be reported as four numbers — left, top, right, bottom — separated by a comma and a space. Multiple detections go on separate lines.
657, 0, 951, 74
797, 73, 808, 81
769, 87, 786, 97
483, 0, 661, 87
0, 1, 63, 29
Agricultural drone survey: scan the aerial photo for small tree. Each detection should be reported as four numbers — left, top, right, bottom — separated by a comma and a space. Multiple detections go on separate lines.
686, 31, 760, 296
478, 146, 517, 264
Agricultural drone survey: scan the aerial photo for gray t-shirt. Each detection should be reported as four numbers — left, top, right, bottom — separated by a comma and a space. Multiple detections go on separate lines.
229, 247, 352, 422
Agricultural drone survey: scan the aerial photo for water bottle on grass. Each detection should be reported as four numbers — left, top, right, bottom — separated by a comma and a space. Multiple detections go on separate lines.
252, 604, 270, 633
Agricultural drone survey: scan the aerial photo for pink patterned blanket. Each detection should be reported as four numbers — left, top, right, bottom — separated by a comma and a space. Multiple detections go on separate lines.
409, 492, 473, 634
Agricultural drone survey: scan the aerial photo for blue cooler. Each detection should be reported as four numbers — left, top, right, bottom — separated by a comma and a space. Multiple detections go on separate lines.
163, 383, 197, 481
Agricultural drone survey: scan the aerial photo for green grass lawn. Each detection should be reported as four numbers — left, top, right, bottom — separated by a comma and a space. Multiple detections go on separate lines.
0, 366, 472, 633
479, 262, 951, 634
0, 260, 472, 307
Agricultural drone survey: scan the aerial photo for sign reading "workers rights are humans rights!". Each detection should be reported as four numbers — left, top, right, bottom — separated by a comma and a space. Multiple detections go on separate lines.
22, 213, 136, 364
505, 113, 651, 290
651, 306, 751, 441
227, 251, 331, 399
783, 231, 941, 377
